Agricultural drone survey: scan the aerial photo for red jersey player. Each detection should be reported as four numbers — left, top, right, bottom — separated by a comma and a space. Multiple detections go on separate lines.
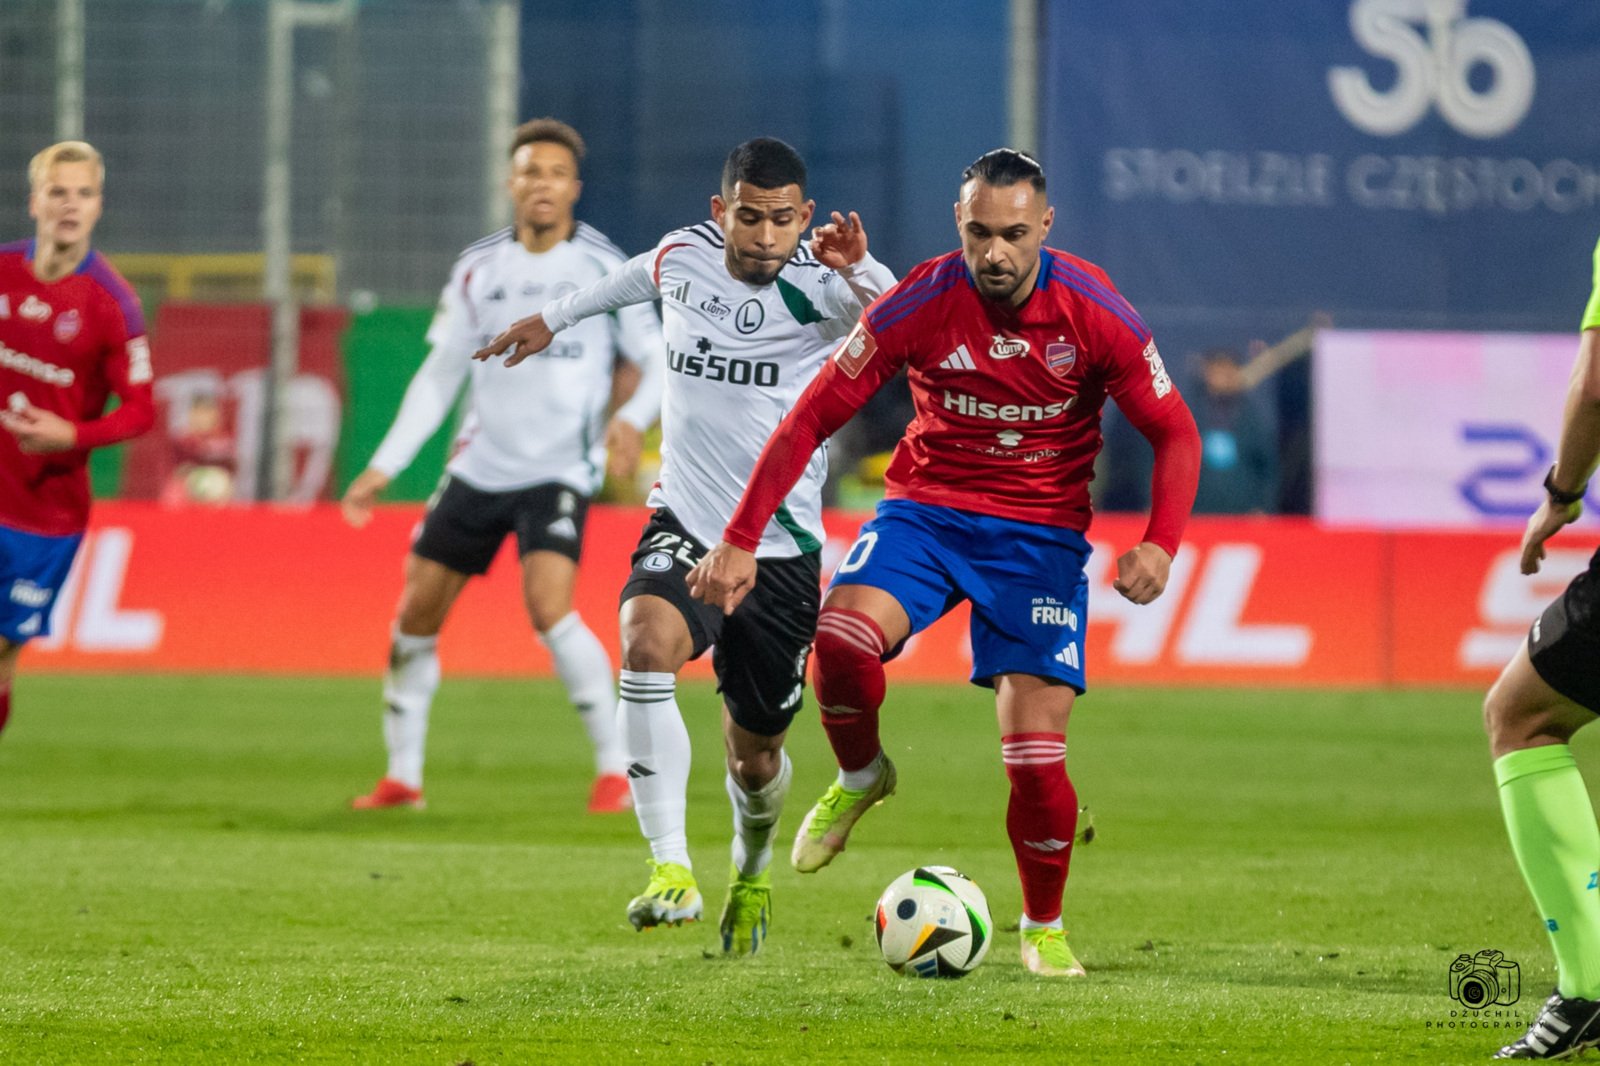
0, 141, 154, 736
689, 149, 1201, 977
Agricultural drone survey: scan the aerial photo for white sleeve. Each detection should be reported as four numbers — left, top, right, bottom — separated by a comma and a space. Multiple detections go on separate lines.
543, 249, 661, 332
820, 250, 897, 321
609, 301, 665, 432
368, 286, 471, 477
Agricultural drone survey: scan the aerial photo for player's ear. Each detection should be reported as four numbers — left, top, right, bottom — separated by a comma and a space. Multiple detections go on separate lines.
952, 200, 962, 233
799, 199, 816, 230
711, 194, 727, 227
571, 178, 583, 205
1040, 204, 1054, 238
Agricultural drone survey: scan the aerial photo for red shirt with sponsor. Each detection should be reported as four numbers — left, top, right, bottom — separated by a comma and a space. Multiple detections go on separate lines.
725, 248, 1201, 555
0, 239, 154, 536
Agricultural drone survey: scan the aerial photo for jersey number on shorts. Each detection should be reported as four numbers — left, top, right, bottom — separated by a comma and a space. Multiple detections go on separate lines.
837, 531, 878, 575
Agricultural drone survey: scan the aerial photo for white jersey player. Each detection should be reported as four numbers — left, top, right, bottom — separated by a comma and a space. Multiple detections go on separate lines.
342, 119, 663, 815
476, 138, 895, 955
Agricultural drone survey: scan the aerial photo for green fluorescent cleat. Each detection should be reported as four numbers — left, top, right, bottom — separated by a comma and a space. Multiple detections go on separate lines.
790, 756, 897, 873
719, 865, 772, 956
625, 860, 703, 931
1020, 926, 1087, 977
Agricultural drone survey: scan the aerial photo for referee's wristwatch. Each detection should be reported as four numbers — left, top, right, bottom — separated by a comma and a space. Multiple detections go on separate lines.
1543, 465, 1588, 507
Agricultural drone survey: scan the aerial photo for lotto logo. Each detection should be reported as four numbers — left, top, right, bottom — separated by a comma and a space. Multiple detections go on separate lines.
1329, 0, 1534, 139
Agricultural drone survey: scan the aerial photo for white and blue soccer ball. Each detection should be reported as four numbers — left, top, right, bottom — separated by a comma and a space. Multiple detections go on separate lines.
874, 865, 993, 978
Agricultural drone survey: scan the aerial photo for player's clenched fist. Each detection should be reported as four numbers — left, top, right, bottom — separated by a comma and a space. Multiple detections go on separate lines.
473, 312, 554, 367
1112, 541, 1172, 605
687, 542, 758, 615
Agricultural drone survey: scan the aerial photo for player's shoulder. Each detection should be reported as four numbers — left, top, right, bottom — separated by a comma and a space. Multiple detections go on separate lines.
80, 250, 147, 337
450, 227, 515, 271
659, 220, 725, 255
0, 238, 30, 261
569, 222, 628, 269
864, 251, 967, 336
1038, 247, 1150, 343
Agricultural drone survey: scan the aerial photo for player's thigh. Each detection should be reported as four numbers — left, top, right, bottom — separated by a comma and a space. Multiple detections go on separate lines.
396, 553, 471, 636
410, 475, 514, 581
617, 509, 721, 673
1487, 648, 1597, 761
511, 483, 589, 574
520, 550, 577, 633
827, 500, 965, 652
963, 520, 1092, 693
1491, 553, 1600, 758
715, 552, 821, 739
0, 523, 82, 646
994, 673, 1077, 737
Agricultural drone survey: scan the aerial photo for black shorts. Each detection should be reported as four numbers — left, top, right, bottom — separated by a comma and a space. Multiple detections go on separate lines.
1528, 546, 1600, 712
411, 476, 590, 575
620, 508, 821, 737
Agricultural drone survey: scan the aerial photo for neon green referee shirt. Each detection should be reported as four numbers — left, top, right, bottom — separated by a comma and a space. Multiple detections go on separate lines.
1585, 234, 1600, 330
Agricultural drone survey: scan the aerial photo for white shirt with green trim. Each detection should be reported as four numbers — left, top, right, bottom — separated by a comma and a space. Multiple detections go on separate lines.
369, 223, 664, 495
541, 219, 896, 558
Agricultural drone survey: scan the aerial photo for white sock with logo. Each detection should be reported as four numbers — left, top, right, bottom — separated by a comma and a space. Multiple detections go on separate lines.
539, 612, 624, 776
619, 670, 692, 868
383, 628, 440, 790
727, 750, 792, 878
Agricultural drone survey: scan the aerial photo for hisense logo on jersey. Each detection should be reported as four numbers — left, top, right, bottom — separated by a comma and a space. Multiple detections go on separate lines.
942, 390, 1075, 422
0, 341, 74, 387
988, 334, 1030, 360
700, 295, 732, 319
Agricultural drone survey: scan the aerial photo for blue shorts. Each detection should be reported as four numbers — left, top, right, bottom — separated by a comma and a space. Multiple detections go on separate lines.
0, 523, 83, 645
829, 498, 1091, 691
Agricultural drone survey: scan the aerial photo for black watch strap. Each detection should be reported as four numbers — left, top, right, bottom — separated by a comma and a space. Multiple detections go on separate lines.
1544, 466, 1588, 506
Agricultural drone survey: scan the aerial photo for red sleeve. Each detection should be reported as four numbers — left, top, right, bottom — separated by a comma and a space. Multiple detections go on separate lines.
1093, 312, 1200, 558
724, 318, 907, 551
74, 304, 155, 450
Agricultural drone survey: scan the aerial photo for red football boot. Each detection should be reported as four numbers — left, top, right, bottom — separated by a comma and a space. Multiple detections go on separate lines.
351, 777, 425, 810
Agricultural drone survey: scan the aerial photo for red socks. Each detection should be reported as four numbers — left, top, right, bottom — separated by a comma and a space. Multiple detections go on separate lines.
0, 686, 10, 736
812, 608, 888, 773
1001, 732, 1077, 924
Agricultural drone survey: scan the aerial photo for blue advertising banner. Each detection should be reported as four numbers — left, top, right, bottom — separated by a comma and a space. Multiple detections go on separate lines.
1041, 0, 1600, 337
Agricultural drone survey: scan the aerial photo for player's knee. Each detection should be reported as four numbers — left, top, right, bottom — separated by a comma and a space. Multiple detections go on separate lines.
619, 624, 685, 675
728, 746, 782, 792
813, 607, 888, 714
394, 598, 446, 637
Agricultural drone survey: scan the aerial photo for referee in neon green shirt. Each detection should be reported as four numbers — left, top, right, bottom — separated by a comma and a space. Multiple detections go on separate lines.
1485, 236, 1600, 1059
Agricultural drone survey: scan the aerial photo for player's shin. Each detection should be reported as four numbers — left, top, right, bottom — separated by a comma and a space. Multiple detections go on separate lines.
619, 670, 692, 867
1496, 745, 1600, 1000
0, 684, 11, 736
1001, 733, 1077, 926
728, 750, 792, 877
540, 612, 625, 776
813, 608, 888, 783
382, 629, 440, 789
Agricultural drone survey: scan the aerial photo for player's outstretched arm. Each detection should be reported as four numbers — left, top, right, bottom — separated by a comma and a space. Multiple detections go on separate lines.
341, 467, 391, 529
474, 312, 554, 367
687, 543, 759, 616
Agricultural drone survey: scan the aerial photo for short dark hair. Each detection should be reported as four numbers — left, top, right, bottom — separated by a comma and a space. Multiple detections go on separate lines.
962, 148, 1046, 194
721, 137, 807, 195
511, 118, 585, 166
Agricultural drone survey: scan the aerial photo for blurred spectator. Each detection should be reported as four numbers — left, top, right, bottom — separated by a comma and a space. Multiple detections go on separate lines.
1190, 348, 1276, 514
160, 392, 236, 506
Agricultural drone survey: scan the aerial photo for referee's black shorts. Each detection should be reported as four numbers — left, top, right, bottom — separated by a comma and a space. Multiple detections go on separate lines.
1528, 546, 1600, 712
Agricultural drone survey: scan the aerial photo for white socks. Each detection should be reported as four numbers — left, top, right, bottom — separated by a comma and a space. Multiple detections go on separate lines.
383, 628, 440, 789
839, 750, 886, 791
618, 670, 692, 867
727, 751, 792, 877
540, 612, 624, 775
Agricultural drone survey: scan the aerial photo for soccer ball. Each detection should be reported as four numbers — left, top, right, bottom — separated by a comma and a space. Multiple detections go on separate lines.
874, 865, 993, 978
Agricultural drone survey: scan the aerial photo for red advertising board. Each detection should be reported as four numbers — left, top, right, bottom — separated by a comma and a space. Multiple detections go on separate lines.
26, 503, 1557, 689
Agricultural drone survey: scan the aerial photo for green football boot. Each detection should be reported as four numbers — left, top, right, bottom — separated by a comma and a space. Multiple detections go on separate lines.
718, 865, 772, 955
1020, 926, 1087, 977
625, 860, 703, 930
790, 756, 897, 873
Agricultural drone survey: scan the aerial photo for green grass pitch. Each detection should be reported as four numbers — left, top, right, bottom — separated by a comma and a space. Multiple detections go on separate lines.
0, 674, 1578, 1064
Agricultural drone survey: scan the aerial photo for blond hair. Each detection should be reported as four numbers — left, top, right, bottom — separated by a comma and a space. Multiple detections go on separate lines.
29, 141, 105, 191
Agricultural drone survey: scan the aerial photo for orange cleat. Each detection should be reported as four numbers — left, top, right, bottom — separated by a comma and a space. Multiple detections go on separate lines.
351, 777, 425, 810
587, 772, 632, 813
